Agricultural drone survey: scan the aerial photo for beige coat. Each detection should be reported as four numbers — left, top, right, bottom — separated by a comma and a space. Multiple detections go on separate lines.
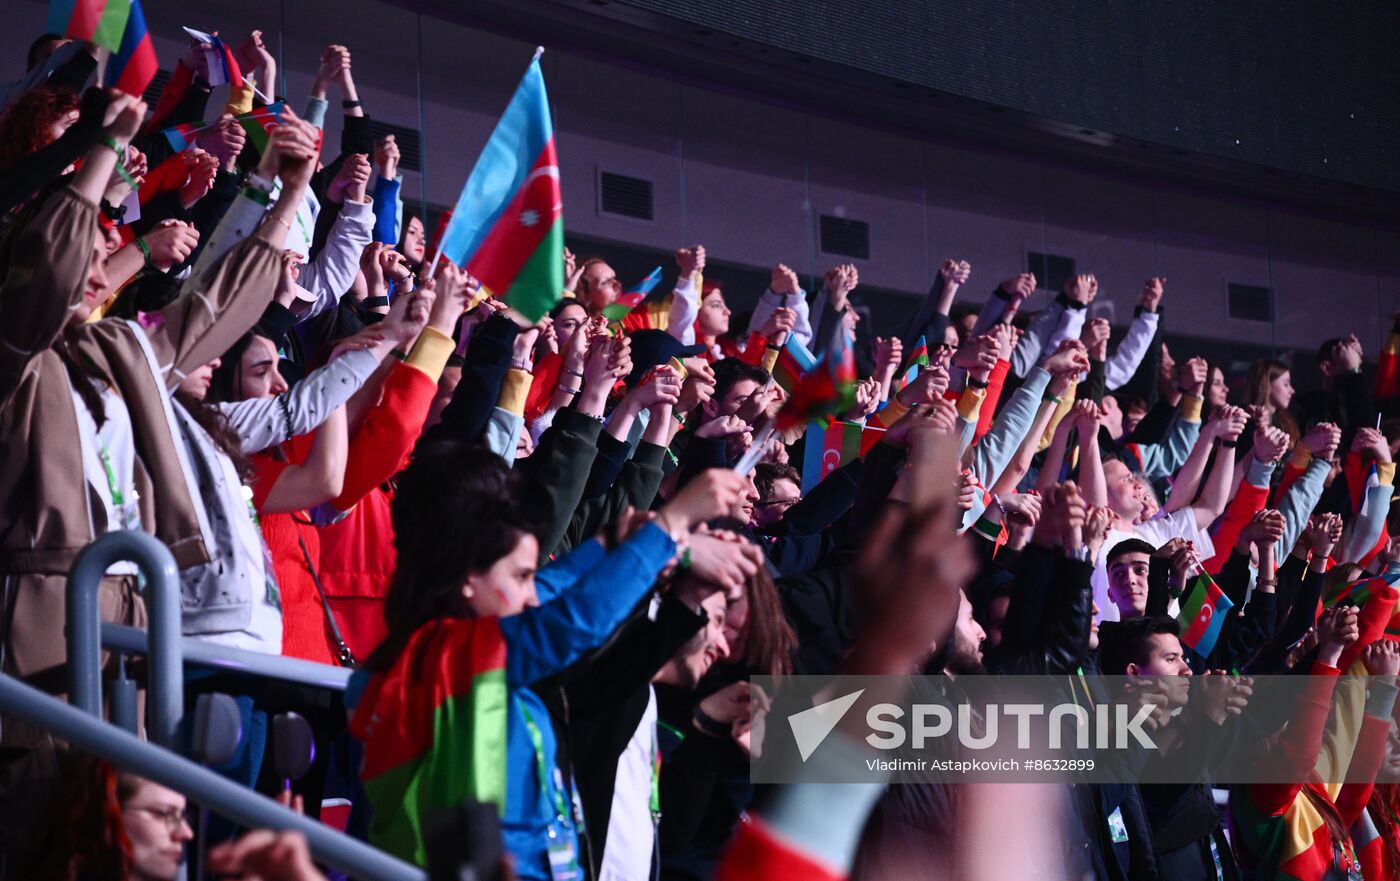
0, 186, 281, 722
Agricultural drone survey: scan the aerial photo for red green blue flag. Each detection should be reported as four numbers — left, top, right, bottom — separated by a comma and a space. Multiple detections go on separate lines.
436, 52, 562, 323
801, 420, 883, 492
47, 0, 131, 53
348, 618, 508, 866
102, 0, 156, 97
1176, 572, 1233, 659
771, 336, 817, 394
889, 335, 929, 396
161, 120, 203, 152
1327, 572, 1399, 609
601, 266, 664, 321
237, 102, 285, 155
775, 328, 856, 431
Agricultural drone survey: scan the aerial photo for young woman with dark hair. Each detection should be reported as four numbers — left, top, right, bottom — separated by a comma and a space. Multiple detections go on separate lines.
346, 441, 743, 875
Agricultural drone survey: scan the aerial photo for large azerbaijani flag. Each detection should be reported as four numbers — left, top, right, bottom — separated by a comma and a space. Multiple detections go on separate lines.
437, 52, 563, 323
801, 420, 883, 492
1176, 572, 1234, 659
347, 618, 508, 866
775, 327, 857, 431
47, 0, 132, 53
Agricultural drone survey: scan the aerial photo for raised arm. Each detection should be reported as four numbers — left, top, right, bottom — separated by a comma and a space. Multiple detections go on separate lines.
1189, 407, 1248, 530
259, 405, 348, 514
1104, 279, 1164, 390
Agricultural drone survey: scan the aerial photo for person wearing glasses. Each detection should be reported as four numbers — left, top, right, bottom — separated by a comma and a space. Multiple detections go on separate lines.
24, 755, 193, 881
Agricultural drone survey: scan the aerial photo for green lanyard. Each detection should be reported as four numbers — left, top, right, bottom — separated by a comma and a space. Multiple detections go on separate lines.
98, 442, 139, 530
652, 719, 683, 819
520, 704, 570, 822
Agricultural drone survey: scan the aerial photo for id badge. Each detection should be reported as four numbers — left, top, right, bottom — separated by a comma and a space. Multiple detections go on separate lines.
1106, 807, 1129, 844
545, 825, 582, 881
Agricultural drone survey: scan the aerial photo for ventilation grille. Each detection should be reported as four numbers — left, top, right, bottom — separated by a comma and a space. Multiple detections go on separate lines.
142, 69, 172, 105
1228, 283, 1273, 322
367, 120, 423, 173
819, 215, 870, 260
1026, 252, 1076, 293
598, 171, 654, 221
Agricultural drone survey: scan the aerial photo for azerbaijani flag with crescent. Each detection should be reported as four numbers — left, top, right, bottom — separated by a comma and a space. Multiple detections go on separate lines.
47, 0, 131, 53
775, 328, 857, 431
347, 618, 508, 866
801, 421, 883, 492
437, 53, 563, 323
1176, 572, 1234, 659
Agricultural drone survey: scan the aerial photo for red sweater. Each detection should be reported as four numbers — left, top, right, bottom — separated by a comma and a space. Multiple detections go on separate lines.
318, 360, 439, 660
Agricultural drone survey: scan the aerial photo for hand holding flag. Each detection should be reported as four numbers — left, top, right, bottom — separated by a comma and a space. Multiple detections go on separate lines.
1175, 570, 1233, 659
773, 326, 857, 432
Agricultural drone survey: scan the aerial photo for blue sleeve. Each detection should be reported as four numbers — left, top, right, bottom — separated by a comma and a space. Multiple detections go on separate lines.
502, 523, 675, 687
532, 538, 607, 606
1273, 458, 1330, 560
371, 174, 402, 245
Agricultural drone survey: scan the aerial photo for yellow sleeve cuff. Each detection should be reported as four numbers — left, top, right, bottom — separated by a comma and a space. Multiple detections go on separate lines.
956, 387, 985, 421
1179, 395, 1203, 423
497, 369, 531, 415
877, 397, 910, 428
404, 326, 454, 382
668, 357, 689, 382
1289, 446, 1313, 470
760, 346, 780, 374
1377, 462, 1396, 487
223, 82, 255, 117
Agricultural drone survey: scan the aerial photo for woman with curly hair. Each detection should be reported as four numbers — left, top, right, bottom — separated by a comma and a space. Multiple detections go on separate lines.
0, 85, 79, 172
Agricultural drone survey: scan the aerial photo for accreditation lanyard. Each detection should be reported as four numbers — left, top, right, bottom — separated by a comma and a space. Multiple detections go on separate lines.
520, 704, 571, 823
98, 442, 140, 530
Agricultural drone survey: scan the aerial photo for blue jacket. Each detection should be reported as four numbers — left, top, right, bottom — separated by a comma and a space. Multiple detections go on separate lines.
499, 524, 676, 880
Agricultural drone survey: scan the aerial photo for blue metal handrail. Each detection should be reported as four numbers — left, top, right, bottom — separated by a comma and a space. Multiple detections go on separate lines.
0, 672, 424, 881
67, 530, 183, 747
102, 623, 351, 691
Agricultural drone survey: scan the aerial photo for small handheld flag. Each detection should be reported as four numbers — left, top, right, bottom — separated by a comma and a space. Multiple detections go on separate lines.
1176, 572, 1234, 659
237, 102, 285, 155
102, 0, 157, 97
1325, 572, 1399, 608
601, 266, 665, 322
161, 120, 205, 153
433, 49, 563, 323
889, 335, 929, 397
771, 336, 817, 395
801, 421, 883, 493
181, 27, 243, 88
774, 327, 857, 432
48, 0, 132, 54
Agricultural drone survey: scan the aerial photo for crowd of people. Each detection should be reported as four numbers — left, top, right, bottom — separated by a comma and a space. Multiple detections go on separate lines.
3, 22, 1400, 881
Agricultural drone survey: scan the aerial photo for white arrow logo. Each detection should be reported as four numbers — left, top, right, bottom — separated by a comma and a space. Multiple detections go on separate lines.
788, 689, 864, 762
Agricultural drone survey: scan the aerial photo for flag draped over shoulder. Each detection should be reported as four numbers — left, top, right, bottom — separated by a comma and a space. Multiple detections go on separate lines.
801, 421, 883, 492
1176, 572, 1233, 658
348, 618, 509, 867
102, 0, 156, 97
438, 54, 563, 323
48, 0, 132, 53
775, 329, 856, 431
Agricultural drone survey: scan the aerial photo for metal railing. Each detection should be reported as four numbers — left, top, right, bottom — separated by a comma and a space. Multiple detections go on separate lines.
102, 623, 351, 691
0, 672, 424, 881
67, 530, 184, 747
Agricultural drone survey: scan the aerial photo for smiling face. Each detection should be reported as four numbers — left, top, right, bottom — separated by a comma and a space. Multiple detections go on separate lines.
751, 477, 799, 530
1104, 459, 1144, 522
1107, 551, 1151, 619
657, 590, 730, 688
73, 228, 110, 324
1207, 367, 1228, 410
122, 779, 193, 881
734, 470, 761, 526
579, 260, 621, 313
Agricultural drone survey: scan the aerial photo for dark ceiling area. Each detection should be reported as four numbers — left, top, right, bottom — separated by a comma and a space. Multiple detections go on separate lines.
395, 0, 1400, 224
